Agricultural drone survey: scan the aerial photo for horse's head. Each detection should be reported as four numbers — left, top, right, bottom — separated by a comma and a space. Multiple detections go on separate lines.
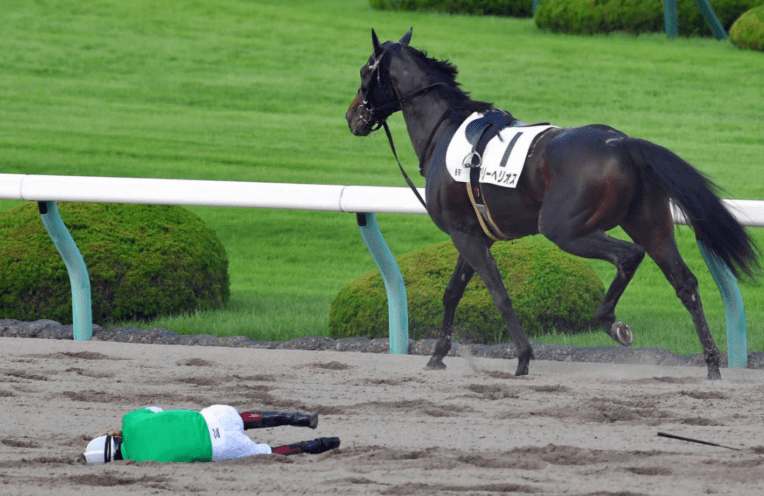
346, 28, 413, 136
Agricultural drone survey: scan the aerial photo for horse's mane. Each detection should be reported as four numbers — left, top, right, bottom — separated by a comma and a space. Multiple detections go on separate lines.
413, 49, 494, 119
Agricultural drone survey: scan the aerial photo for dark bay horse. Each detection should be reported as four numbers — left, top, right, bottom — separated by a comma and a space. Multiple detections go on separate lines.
345, 29, 759, 380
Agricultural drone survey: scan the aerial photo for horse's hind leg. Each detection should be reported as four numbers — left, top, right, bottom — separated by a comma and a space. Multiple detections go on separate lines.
431, 232, 534, 376
539, 225, 645, 346
623, 219, 722, 380
589, 234, 646, 345
657, 249, 721, 380
426, 254, 475, 370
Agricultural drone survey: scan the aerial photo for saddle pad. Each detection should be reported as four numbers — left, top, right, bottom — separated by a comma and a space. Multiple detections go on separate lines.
445, 112, 557, 188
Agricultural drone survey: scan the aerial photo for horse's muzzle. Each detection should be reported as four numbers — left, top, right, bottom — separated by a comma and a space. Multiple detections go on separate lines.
346, 95, 373, 136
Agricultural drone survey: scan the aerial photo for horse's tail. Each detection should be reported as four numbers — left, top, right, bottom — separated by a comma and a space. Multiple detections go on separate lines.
625, 138, 759, 280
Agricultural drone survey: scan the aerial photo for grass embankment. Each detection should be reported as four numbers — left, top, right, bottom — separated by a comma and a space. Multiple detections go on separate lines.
1, 0, 762, 355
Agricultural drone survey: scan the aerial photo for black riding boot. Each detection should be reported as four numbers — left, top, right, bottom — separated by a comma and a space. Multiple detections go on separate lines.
240, 411, 318, 430
272, 437, 340, 456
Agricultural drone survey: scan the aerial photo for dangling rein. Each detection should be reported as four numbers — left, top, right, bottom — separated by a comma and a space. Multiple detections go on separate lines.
370, 82, 449, 210
378, 109, 511, 241
378, 111, 448, 211
380, 110, 508, 241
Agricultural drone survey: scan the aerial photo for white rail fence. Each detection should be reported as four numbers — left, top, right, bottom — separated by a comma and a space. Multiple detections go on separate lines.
1, 173, 763, 366
3, 173, 764, 224
0, 174, 427, 214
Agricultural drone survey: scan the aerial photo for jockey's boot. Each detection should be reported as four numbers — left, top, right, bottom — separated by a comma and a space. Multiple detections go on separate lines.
272, 437, 340, 456
240, 411, 318, 430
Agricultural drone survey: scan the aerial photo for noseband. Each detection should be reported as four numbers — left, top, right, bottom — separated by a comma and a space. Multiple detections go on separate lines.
358, 46, 449, 209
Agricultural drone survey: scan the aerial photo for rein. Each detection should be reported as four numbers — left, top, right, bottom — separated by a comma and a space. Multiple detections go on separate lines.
363, 82, 448, 210
378, 107, 448, 211
359, 41, 454, 210
366, 82, 447, 126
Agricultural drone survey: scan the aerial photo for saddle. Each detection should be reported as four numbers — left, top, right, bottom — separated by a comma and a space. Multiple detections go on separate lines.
464, 110, 518, 166
462, 110, 549, 241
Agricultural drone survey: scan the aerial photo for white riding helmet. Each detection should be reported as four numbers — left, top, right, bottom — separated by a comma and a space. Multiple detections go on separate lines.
83, 434, 123, 464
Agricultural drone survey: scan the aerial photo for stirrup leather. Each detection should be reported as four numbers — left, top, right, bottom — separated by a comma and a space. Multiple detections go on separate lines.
466, 182, 512, 241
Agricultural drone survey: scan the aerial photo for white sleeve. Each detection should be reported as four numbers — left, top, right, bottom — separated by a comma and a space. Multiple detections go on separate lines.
144, 406, 164, 413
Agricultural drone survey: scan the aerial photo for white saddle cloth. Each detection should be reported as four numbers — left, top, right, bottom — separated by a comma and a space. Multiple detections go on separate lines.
445, 112, 557, 188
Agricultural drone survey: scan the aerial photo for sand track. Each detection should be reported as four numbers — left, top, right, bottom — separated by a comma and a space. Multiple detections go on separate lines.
2, 337, 763, 495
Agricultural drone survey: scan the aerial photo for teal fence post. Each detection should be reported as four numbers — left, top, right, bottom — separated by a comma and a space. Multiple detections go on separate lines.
533, 0, 539, 14
694, 0, 728, 40
697, 241, 747, 368
38, 201, 93, 341
356, 213, 409, 354
663, 0, 678, 37
664, 0, 726, 39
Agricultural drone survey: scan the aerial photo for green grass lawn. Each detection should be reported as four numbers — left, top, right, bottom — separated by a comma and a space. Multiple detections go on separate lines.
1, 0, 763, 356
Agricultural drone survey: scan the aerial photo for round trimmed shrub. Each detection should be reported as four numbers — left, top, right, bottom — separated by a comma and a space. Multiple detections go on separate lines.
535, 0, 764, 37
329, 238, 604, 343
730, 5, 764, 50
0, 202, 229, 325
370, 0, 535, 18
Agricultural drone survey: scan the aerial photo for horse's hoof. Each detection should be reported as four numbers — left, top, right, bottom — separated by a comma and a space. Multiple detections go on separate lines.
514, 348, 533, 376
425, 358, 447, 370
707, 367, 722, 380
610, 322, 633, 346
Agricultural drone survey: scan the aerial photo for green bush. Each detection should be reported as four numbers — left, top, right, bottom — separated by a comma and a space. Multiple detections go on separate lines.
329, 238, 604, 343
535, 0, 605, 35
730, 5, 764, 50
0, 202, 229, 325
535, 0, 764, 36
370, 0, 535, 18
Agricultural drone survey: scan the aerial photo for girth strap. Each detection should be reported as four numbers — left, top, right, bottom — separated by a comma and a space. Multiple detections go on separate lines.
463, 110, 516, 241
466, 182, 512, 241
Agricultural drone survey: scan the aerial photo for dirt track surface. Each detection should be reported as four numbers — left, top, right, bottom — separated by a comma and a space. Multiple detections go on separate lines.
2, 337, 764, 496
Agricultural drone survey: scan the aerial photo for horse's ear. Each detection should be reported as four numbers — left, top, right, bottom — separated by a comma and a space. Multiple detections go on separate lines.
399, 27, 413, 45
371, 28, 382, 54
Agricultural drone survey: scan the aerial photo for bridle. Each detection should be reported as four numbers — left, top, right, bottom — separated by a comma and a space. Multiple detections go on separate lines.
357, 44, 450, 209
357, 46, 436, 129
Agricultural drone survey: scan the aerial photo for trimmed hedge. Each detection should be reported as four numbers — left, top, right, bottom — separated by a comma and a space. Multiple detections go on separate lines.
535, 0, 764, 36
730, 5, 764, 50
369, 0, 535, 18
0, 202, 229, 325
329, 238, 604, 343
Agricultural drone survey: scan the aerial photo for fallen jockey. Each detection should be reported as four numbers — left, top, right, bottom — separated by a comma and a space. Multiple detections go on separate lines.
83, 405, 340, 464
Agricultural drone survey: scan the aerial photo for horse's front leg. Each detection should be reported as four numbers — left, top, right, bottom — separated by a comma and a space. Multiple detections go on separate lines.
440, 232, 534, 376
426, 255, 475, 370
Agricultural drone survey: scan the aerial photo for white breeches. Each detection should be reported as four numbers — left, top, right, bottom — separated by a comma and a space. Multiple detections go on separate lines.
199, 405, 272, 461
